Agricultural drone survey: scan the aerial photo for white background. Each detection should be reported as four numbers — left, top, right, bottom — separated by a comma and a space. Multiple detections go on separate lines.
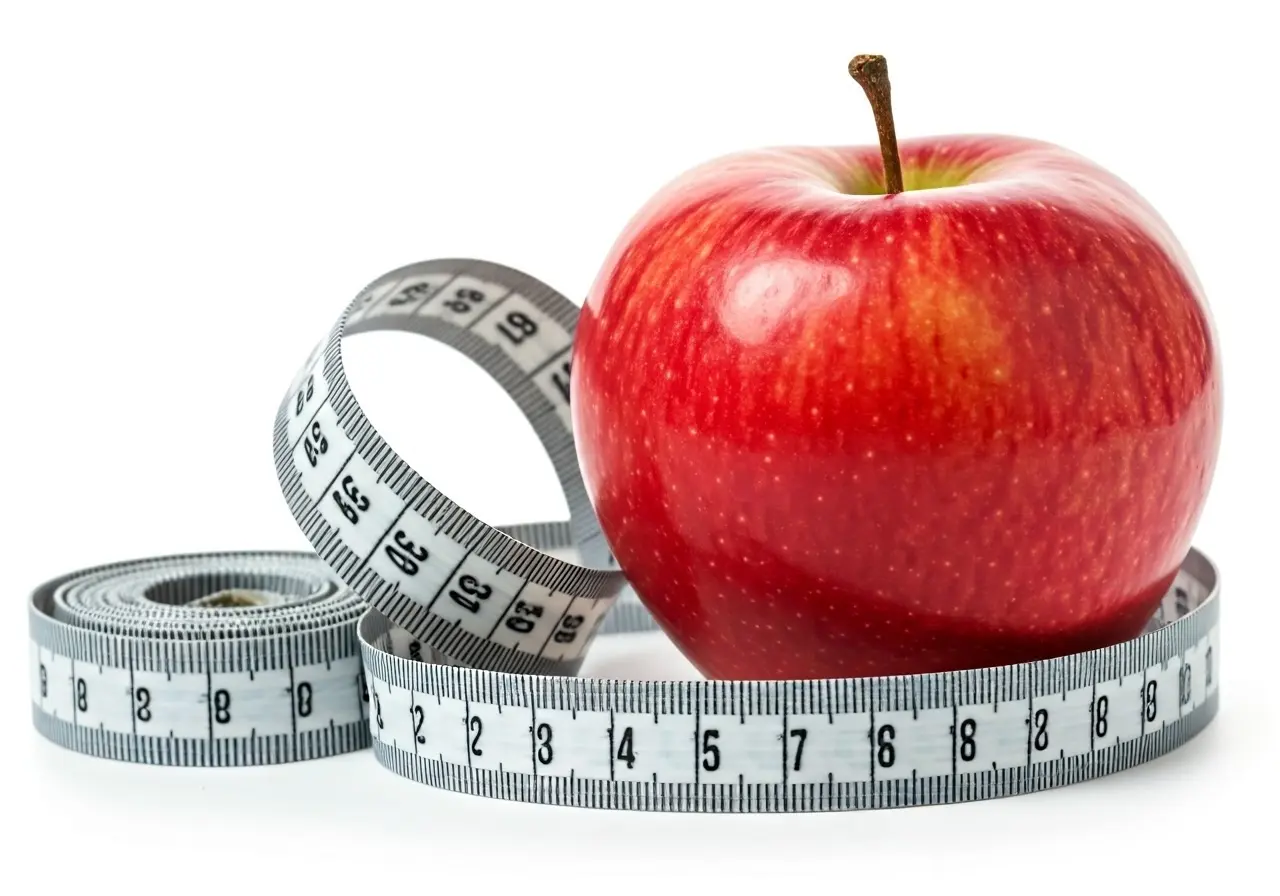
1, 0, 1275, 891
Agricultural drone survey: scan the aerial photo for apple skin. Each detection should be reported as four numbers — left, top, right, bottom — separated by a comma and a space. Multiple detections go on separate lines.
570, 135, 1221, 680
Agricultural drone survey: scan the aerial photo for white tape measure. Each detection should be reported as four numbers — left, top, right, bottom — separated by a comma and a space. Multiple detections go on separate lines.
29, 257, 1221, 811
29, 552, 370, 765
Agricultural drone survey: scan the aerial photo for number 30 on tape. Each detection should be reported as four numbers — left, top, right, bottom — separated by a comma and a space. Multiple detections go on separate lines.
28, 257, 1221, 812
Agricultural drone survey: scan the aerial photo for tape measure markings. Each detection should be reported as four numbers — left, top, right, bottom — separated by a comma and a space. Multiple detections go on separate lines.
354, 557, 1215, 810
272, 259, 626, 679
29, 552, 373, 766
340, 258, 593, 553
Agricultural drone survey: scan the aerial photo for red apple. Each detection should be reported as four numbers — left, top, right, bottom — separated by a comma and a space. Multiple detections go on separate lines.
570, 57, 1221, 679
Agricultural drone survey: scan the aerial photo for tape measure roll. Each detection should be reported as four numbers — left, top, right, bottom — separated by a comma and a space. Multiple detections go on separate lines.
28, 552, 371, 766
28, 255, 1222, 812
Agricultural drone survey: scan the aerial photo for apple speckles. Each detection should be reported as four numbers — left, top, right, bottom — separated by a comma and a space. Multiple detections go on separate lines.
571, 138, 1220, 680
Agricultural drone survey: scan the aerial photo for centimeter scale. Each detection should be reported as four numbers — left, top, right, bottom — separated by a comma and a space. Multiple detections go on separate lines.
29, 258, 1221, 812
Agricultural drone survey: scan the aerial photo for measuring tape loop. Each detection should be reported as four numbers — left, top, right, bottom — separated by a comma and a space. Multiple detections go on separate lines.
271, 258, 629, 679
29, 256, 1222, 812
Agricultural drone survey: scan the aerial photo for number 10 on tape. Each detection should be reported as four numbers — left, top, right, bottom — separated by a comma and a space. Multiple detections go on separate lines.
360, 618, 1217, 808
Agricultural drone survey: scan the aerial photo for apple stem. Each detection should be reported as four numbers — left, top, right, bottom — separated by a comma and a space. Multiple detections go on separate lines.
848, 54, 905, 195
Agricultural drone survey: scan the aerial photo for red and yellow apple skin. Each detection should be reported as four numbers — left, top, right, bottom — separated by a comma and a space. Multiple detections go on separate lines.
570, 135, 1221, 680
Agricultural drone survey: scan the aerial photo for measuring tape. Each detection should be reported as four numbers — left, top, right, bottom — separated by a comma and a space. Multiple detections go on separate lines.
29, 552, 370, 765
29, 257, 1221, 811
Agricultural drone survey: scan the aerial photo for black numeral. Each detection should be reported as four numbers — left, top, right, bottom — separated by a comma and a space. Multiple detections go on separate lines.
1094, 695, 1109, 738
39, 663, 47, 698
384, 530, 429, 576
294, 374, 314, 416
552, 614, 585, 644
213, 688, 231, 724
789, 728, 808, 772
616, 726, 636, 769
551, 360, 571, 403
445, 287, 485, 314
388, 281, 434, 306
1033, 708, 1049, 751
357, 671, 369, 704
412, 705, 426, 744
958, 718, 977, 762
1205, 646, 1213, 688
449, 574, 492, 613
76, 677, 88, 712
373, 690, 383, 729
497, 311, 539, 345
1180, 663, 1193, 706
1144, 680, 1158, 723
504, 599, 544, 634
303, 421, 328, 467
469, 715, 483, 756
331, 474, 370, 525
535, 722, 554, 765
296, 681, 313, 718
134, 686, 152, 722
701, 728, 721, 772
876, 724, 896, 768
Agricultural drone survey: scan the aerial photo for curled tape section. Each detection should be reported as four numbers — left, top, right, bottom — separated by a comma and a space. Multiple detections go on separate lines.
272, 259, 632, 678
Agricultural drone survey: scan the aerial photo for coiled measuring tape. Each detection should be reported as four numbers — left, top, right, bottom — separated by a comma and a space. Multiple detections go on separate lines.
29, 257, 1221, 812
29, 552, 370, 765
